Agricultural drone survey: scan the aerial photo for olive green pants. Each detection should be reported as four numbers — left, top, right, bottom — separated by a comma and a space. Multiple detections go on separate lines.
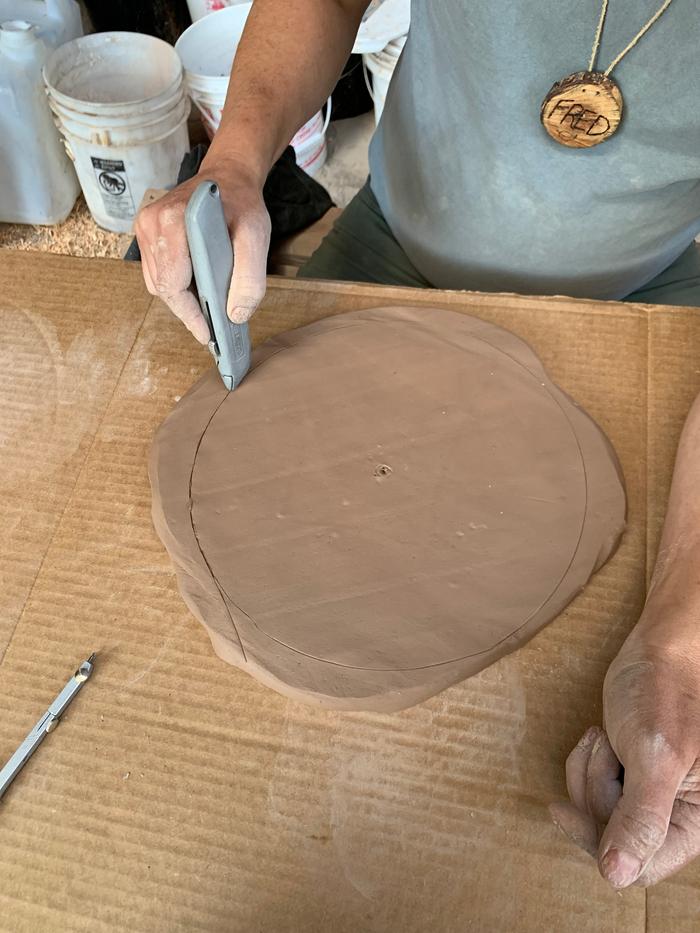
300, 181, 700, 307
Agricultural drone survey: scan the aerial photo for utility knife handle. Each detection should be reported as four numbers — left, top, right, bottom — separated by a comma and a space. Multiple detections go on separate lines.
185, 181, 251, 391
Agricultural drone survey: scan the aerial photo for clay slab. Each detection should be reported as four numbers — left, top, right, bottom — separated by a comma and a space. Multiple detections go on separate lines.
150, 305, 626, 710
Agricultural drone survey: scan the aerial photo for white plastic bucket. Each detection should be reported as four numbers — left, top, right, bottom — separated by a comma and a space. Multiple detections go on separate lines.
44, 32, 190, 233
291, 104, 331, 177
363, 35, 406, 124
50, 105, 190, 233
292, 109, 325, 147
47, 81, 187, 132
185, 87, 330, 176
50, 94, 190, 146
176, 5, 331, 176
174, 5, 249, 139
44, 32, 184, 115
294, 136, 328, 177
185, 0, 239, 24
353, 0, 411, 54
175, 3, 252, 88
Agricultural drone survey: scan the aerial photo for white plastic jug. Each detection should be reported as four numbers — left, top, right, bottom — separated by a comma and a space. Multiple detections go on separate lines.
0, 20, 79, 223
0, 0, 81, 48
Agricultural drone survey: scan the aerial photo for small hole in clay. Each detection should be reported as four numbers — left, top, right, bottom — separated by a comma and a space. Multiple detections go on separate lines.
374, 464, 393, 478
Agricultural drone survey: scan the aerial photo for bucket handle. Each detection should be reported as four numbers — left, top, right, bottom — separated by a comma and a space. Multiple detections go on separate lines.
321, 95, 332, 135
47, 104, 74, 157
362, 57, 375, 103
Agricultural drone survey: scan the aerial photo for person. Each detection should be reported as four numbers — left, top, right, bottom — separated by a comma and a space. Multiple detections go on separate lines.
134, 0, 700, 889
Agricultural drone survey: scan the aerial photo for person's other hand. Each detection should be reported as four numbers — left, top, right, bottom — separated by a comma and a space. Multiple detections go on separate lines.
134, 156, 271, 344
550, 628, 700, 888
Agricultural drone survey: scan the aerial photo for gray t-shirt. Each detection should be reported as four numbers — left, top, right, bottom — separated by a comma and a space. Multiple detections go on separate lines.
369, 0, 700, 299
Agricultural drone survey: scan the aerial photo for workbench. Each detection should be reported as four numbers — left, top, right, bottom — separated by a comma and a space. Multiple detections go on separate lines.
1, 248, 699, 932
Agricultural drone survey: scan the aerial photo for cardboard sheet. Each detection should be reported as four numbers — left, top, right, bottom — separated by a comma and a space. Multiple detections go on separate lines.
0, 249, 698, 932
0, 253, 152, 664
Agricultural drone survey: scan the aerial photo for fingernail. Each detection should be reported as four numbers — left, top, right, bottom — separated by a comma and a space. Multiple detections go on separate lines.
600, 848, 641, 888
549, 812, 564, 833
190, 324, 209, 345
577, 726, 600, 750
229, 306, 249, 324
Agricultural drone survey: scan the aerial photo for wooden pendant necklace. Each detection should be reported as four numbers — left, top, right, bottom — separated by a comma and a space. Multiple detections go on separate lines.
540, 0, 674, 148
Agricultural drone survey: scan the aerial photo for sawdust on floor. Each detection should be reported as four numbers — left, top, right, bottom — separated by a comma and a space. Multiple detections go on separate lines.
0, 195, 132, 259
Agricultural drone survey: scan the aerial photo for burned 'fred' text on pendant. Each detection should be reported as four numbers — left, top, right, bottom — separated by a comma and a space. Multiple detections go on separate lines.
541, 71, 623, 148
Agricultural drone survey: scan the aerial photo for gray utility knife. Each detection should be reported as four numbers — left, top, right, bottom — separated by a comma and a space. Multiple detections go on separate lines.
185, 181, 252, 391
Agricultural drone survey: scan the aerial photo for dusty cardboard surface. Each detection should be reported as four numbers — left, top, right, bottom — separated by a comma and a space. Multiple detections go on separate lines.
0, 252, 152, 664
0, 250, 698, 931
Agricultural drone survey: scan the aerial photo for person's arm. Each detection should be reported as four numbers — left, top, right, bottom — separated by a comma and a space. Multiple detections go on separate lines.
551, 392, 700, 887
135, 0, 368, 342
635, 390, 700, 650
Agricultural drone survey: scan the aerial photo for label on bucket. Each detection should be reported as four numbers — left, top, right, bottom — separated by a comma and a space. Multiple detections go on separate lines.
91, 157, 135, 220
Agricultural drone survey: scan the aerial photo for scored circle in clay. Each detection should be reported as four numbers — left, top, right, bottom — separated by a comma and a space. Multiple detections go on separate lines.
150, 306, 625, 712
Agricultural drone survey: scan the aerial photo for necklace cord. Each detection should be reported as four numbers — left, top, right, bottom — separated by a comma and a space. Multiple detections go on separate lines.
588, 0, 674, 76
588, 0, 609, 71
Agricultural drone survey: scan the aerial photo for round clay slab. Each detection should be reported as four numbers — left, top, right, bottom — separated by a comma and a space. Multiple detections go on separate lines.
150, 307, 625, 710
